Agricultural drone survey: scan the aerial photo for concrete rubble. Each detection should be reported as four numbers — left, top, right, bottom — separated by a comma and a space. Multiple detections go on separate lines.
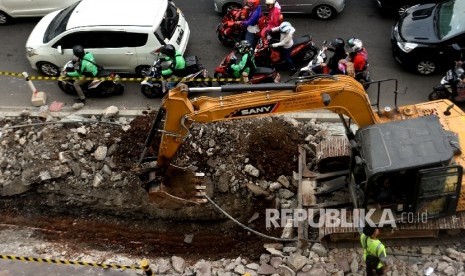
0, 109, 464, 275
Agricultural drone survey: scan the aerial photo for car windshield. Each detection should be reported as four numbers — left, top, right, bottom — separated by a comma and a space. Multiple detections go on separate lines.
154, 1, 179, 44
44, 1, 80, 43
437, 0, 465, 40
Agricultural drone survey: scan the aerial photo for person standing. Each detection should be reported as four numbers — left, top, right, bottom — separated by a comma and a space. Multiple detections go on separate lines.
66, 45, 99, 104
360, 226, 388, 276
268, 21, 296, 75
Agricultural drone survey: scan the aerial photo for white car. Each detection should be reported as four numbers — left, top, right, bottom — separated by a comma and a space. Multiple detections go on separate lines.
0, 0, 79, 25
25, 0, 190, 76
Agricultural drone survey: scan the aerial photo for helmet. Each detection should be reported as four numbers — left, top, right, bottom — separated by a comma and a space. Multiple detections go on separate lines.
347, 37, 363, 52
72, 45, 85, 59
246, 0, 259, 8
235, 40, 252, 54
160, 44, 175, 57
279, 21, 292, 33
266, 0, 275, 5
330, 38, 345, 49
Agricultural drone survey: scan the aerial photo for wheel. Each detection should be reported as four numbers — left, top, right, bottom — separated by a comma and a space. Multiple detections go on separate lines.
0, 11, 11, 25
115, 84, 124, 95
135, 65, 151, 77
415, 59, 437, 76
398, 5, 411, 16
314, 5, 336, 20
222, 3, 242, 15
141, 83, 163, 98
428, 90, 447, 101
37, 62, 60, 76
216, 23, 235, 47
57, 81, 76, 95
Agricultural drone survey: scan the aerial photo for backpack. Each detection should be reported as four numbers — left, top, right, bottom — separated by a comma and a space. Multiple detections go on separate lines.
363, 235, 381, 269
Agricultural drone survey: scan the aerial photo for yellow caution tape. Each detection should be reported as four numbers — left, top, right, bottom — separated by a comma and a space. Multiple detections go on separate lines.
0, 254, 149, 272
0, 71, 241, 83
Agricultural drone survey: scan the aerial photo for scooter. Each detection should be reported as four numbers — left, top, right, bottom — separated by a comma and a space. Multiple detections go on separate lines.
216, 7, 248, 47
254, 34, 318, 68
428, 64, 465, 102
298, 41, 329, 77
58, 60, 124, 97
214, 50, 280, 84
140, 54, 211, 98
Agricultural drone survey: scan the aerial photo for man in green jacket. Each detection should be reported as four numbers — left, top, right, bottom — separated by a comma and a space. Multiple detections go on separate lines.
361, 225, 388, 275
158, 44, 186, 90
66, 45, 99, 104
230, 40, 256, 81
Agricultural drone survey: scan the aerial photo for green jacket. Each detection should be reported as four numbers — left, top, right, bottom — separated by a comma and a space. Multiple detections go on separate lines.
360, 233, 387, 269
67, 52, 99, 78
161, 50, 186, 77
230, 52, 256, 78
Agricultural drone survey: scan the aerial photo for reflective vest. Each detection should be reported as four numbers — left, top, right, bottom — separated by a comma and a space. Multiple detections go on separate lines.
360, 233, 386, 269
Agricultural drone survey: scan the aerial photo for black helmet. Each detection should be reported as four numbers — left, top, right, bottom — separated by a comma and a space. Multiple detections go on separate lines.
235, 40, 252, 54
330, 38, 345, 49
73, 45, 85, 59
160, 44, 175, 57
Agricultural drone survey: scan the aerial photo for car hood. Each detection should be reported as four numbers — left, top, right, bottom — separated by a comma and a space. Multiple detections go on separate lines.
398, 3, 440, 43
26, 10, 61, 47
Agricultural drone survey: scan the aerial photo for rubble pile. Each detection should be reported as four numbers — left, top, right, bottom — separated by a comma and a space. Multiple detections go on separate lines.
1, 109, 464, 275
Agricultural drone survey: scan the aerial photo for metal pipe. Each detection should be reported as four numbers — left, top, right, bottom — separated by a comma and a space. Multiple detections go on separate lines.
189, 83, 296, 93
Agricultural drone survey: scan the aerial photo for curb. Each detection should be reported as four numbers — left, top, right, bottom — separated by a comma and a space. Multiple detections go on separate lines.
0, 106, 342, 122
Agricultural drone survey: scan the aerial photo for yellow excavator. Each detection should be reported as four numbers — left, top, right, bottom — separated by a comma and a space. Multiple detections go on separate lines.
138, 75, 465, 239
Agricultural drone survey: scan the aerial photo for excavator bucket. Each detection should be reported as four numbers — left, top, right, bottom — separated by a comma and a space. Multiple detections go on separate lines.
147, 165, 207, 209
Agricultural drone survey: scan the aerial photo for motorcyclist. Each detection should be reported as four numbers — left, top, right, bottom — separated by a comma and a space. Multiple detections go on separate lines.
259, 0, 282, 40
347, 38, 368, 74
158, 44, 186, 78
268, 21, 296, 75
325, 38, 347, 75
66, 45, 99, 104
239, 0, 262, 49
230, 40, 257, 81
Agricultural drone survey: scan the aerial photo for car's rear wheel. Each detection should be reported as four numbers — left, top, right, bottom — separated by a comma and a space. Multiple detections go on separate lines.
135, 65, 151, 77
314, 5, 335, 20
37, 62, 60, 76
0, 11, 11, 25
415, 59, 437, 76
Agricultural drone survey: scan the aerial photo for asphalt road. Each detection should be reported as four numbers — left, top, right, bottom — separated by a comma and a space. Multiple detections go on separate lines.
0, 0, 441, 110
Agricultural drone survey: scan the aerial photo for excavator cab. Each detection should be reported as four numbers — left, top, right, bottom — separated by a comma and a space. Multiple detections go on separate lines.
352, 115, 463, 221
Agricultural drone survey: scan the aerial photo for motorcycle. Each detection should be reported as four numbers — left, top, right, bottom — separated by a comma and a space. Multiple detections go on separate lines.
298, 41, 330, 77
216, 7, 248, 47
337, 58, 371, 90
214, 50, 280, 84
428, 64, 465, 102
58, 60, 124, 97
141, 54, 211, 98
254, 34, 318, 68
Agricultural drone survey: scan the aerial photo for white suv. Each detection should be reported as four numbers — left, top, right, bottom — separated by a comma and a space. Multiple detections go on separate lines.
0, 0, 79, 25
25, 0, 190, 76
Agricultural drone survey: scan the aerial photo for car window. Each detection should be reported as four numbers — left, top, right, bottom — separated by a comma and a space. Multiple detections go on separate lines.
437, 0, 465, 40
154, 1, 179, 44
44, 1, 80, 43
54, 31, 148, 49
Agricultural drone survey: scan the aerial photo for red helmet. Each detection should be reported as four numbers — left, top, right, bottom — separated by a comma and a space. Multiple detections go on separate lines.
246, 0, 259, 8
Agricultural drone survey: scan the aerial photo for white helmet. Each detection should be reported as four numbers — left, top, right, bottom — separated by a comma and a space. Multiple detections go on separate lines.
266, 0, 275, 5
279, 21, 292, 33
347, 38, 363, 52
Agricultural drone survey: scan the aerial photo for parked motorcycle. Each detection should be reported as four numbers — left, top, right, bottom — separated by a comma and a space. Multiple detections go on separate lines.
216, 7, 248, 47
58, 60, 124, 96
428, 64, 465, 102
298, 41, 329, 77
214, 50, 280, 84
141, 54, 211, 98
254, 35, 318, 68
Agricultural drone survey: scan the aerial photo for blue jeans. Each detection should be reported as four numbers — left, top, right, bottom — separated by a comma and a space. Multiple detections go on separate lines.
281, 47, 295, 71
245, 31, 257, 49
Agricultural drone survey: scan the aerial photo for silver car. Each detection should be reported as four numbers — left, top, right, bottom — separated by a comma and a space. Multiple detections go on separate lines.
213, 0, 346, 20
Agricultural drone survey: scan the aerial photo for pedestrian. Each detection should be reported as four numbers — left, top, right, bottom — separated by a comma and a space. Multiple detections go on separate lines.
361, 225, 388, 276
